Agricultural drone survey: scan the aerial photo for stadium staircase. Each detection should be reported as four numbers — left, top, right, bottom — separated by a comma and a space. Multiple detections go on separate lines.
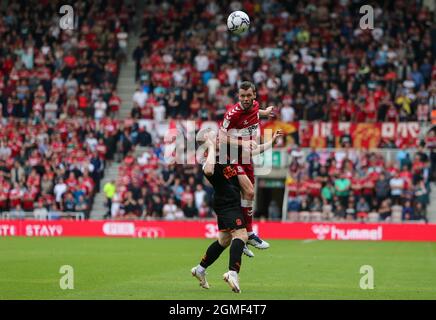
90, 162, 122, 219
427, 183, 436, 222
117, 32, 140, 120
90, 1, 142, 219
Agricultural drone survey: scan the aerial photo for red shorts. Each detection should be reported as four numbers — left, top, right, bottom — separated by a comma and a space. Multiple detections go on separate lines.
233, 163, 255, 184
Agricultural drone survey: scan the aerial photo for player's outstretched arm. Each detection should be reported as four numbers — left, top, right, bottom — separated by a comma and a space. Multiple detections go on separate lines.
259, 106, 276, 118
252, 129, 283, 155
203, 134, 216, 177
218, 128, 257, 152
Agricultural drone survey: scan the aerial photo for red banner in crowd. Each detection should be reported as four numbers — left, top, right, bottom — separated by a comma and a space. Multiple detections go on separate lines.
260, 121, 421, 149
1, 220, 436, 242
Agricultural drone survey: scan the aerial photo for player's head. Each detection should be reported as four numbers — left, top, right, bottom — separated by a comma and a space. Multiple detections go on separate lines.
238, 81, 256, 110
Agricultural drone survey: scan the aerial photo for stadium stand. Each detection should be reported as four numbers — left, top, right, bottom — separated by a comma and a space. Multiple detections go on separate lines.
103, 0, 435, 222
1, 0, 435, 223
286, 147, 430, 222
0, 0, 133, 219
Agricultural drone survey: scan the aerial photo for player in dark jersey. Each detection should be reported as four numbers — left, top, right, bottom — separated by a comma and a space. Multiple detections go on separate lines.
191, 129, 283, 293
191, 132, 247, 293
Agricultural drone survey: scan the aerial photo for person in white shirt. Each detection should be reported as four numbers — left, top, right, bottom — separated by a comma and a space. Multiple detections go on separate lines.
117, 29, 128, 62
111, 191, 122, 218
281, 104, 295, 122
389, 173, 404, 204
226, 64, 239, 86
194, 50, 209, 72
132, 86, 148, 108
194, 184, 206, 210
54, 178, 67, 208
44, 97, 58, 121
153, 104, 166, 122
163, 198, 178, 220
0, 141, 11, 160
85, 133, 98, 152
94, 96, 107, 120
207, 76, 220, 99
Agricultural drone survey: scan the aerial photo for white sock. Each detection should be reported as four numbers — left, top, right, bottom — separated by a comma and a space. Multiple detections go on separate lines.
228, 270, 238, 276
197, 265, 206, 273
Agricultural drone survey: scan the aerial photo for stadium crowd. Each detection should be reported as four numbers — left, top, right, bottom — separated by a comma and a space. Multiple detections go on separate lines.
0, 0, 132, 219
130, 0, 436, 124
286, 145, 431, 222
108, 0, 436, 222
1, 0, 435, 223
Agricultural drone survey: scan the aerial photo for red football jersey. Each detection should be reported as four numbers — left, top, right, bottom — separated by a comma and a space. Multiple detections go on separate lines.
220, 101, 260, 138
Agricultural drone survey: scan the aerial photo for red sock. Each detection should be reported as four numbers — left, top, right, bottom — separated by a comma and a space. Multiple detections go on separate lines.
242, 207, 253, 233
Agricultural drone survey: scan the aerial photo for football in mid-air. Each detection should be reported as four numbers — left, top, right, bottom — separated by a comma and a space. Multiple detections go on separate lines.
227, 10, 250, 35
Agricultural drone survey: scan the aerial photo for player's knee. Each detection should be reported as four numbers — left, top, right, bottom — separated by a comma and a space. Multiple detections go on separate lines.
218, 234, 232, 247
237, 234, 248, 243
232, 229, 248, 243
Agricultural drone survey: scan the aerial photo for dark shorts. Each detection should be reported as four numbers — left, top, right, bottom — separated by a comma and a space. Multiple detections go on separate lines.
216, 207, 246, 232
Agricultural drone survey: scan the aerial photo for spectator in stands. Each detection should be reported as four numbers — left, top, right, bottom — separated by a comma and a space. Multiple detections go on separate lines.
75, 195, 89, 216
183, 198, 199, 219
194, 184, 206, 211
63, 192, 76, 212
123, 191, 139, 219
414, 202, 427, 222
356, 197, 370, 221
150, 194, 163, 218
334, 203, 346, 220
402, 201, 415, 221
345, 200, 356, 221
335, 173, 351, 207
391, 201, 404, 222
163, 197, 178, 221
10, 204, 25, 220
54, 178, 67, 210
375, 173, 390, 205
390, 172, 405, 205
321, 180, 335, 203
33, 201, 48, 220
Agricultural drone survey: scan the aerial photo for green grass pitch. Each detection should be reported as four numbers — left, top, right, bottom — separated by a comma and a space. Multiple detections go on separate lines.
1, 237, 436, 300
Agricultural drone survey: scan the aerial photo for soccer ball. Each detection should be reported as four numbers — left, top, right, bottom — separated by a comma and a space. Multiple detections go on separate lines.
227, 11, 250, 35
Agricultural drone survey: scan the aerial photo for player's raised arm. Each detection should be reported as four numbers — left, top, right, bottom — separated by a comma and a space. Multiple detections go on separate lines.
259, 106, 276, 119
218, 128, 257, 151
252, 129, 283, 156
202, 134, 216, 177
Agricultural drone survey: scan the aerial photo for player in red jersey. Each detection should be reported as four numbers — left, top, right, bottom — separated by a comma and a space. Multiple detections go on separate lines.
219, 81, 275, 258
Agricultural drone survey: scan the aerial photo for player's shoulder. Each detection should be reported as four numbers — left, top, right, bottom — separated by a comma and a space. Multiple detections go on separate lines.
225, 102, 243, 118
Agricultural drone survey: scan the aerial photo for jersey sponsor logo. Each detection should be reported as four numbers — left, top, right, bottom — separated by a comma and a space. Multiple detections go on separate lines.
236, 218, 242, 226
237, 124, 258, 137
223, 166, 238, 179
222, 119, 230, 129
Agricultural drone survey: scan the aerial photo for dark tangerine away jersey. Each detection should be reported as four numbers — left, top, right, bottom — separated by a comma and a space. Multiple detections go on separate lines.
204, 163, 241, 212
220, 100, 260, 138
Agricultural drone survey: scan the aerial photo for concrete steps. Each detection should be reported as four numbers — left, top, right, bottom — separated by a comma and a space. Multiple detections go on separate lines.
90, 162, 122, 219
89, 0, 142, 219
